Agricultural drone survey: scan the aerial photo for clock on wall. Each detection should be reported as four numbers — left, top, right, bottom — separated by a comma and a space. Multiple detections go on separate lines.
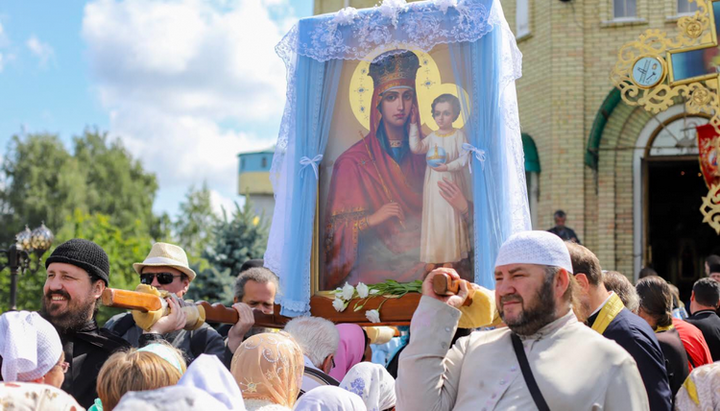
631, 56, 667, 89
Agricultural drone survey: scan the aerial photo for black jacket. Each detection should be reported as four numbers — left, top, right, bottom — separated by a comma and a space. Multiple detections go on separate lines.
587, 308, 672, 411
547, 226, 581, 244
57, 320, 129, 409
103, 312, 228, 365
655, 328, 690, 399
686, 309, 720, 361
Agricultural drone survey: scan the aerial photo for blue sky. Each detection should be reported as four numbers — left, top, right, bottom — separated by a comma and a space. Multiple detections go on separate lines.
0, 0, 312, 218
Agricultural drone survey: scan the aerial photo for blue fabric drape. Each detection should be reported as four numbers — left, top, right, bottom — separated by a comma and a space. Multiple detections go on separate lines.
449, 28, 513, 289
278, 57, 342, 317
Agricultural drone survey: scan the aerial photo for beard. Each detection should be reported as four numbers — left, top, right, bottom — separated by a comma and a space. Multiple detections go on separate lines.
498, 274, 557, 336
40, 288, 96, 333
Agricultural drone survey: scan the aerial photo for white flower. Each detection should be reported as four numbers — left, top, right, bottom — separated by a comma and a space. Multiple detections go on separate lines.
370, 289, 380, 295
365, 309, 381, 323
357, 282, 369, 298
333, 298, 348, 312
342, 283, 355, 300
331, 7, 359, 26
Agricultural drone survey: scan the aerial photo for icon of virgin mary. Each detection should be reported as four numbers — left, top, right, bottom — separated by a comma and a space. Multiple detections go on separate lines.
323, 50, 427, 290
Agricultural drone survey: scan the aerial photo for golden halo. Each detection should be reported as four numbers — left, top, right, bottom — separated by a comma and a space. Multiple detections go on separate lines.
349, 47, 471, 131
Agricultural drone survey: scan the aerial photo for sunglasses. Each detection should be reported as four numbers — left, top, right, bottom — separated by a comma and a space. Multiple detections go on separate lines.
140, 272, 182, 285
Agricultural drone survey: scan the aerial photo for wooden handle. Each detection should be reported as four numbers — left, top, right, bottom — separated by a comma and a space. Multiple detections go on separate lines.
196, 301, 239, 324
432, 273, 474, 307
102, 288, 163, 312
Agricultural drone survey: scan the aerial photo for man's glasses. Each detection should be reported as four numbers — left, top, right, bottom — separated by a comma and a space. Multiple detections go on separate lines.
140, 272, 181, 285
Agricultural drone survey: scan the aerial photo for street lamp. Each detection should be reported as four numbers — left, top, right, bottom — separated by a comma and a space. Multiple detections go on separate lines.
1, 223, 54, 310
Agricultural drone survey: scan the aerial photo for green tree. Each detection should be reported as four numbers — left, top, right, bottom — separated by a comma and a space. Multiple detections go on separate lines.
185, 199, 269, 304
174, 182, 218, 260
0, 133, 86, 242
0, 130, 159, 243
73, 129, 158, 232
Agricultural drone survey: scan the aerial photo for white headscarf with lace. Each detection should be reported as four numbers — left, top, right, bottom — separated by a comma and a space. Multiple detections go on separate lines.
340, 362, 395, 411
0, 311, 62, 382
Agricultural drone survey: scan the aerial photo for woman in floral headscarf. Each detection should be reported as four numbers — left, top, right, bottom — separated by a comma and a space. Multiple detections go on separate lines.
231, 332, 304, 411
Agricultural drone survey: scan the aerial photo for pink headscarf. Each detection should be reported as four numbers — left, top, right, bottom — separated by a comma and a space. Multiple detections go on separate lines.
329, 324, 366, 380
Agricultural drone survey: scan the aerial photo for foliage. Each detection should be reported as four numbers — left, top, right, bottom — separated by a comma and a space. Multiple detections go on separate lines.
204, 199, 269, 276
185, 199, 269, 304
0, 130, 158, 244
174, 183, 218, 261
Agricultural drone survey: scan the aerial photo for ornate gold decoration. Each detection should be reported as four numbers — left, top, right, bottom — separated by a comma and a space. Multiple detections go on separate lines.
611, 0, 720, 135
701, 184, 720, 234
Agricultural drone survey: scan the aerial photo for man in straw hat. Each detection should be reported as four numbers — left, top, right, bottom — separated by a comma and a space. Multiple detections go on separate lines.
104, 242, 227, 364
39, 238, 129, 408
396, 231, 649, 410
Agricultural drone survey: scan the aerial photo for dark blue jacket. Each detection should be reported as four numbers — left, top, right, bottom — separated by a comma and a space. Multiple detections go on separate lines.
588, 307, 672, 411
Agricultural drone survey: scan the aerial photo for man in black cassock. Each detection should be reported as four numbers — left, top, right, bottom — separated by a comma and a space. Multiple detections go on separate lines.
568, 242, 672, 411
40, 239, 129, 408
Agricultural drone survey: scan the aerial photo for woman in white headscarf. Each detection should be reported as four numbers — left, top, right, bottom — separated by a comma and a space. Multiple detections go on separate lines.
339, 362, 395, 411
0, 311, 66, 387
293, 386, 367, 411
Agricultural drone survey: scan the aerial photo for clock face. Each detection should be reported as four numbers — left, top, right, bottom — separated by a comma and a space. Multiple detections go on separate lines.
632, 56, 665, 88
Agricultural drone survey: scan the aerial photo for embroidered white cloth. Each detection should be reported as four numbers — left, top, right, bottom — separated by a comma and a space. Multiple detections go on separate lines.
0, 311, 62, 382
340, 362, 395, 411
494, 230, 574, 274
293, 386, 367, 411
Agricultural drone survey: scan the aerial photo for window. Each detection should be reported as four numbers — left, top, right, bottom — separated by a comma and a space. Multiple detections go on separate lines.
261, 157, 268, 168
516, 0, 530, 38
677, 0, 698, 15
241, 158, 246, 171
613, 0, 637, 19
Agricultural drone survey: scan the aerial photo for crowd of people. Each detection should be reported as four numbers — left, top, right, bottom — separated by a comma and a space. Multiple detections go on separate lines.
2, 231, 720, 410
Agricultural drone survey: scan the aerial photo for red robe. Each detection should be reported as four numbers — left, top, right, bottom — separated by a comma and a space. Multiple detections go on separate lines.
324, 130, 426, 289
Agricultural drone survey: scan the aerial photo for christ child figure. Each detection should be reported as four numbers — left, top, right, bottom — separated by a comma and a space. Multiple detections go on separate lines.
408, 93, 472, 267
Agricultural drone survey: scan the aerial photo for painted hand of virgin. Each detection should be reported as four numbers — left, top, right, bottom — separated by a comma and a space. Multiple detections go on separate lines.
438, 177, 468, 214
367, 202, 405, 227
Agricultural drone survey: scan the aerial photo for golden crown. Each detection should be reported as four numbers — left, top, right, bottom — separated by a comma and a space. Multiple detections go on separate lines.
368, 50, 420, 91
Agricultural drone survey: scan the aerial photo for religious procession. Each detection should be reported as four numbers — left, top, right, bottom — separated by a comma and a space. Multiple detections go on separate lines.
2, 0, 720, 409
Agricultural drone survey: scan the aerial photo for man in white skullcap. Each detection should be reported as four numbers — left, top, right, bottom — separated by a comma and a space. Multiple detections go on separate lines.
0, 311, 66, 387
396, 230, 649, 410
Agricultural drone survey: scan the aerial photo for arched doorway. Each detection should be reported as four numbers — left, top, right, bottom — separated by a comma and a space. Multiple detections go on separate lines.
633, 106, 712, 299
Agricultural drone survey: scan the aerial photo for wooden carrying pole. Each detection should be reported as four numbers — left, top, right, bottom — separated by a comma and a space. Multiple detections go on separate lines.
432, 273, 475, 306
101, 288, 290, 328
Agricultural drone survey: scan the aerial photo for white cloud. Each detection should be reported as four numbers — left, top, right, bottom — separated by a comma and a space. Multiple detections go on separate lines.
210, 189, 240, 217
26, 35, 54, 68
82, 0, 292, 211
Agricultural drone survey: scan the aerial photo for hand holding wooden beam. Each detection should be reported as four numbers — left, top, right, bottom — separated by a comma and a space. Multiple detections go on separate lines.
432, 272, 475, 307
101, 288, 289, 329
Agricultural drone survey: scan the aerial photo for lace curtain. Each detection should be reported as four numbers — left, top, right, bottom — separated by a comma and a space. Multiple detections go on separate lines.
266, 0, 530, 316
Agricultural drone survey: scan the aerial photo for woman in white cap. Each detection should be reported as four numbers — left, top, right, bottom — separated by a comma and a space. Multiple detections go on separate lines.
0, 311, 83, 411
0, 311, 66, 387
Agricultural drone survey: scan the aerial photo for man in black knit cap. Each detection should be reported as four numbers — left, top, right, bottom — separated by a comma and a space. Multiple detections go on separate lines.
40, 238, 129, 408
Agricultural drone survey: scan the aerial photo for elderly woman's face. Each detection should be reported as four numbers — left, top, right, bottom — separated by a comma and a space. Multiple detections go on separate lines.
380, 89, 414, 128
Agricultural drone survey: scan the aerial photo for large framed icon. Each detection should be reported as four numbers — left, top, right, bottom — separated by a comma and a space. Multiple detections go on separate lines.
264, 0, 530, 323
